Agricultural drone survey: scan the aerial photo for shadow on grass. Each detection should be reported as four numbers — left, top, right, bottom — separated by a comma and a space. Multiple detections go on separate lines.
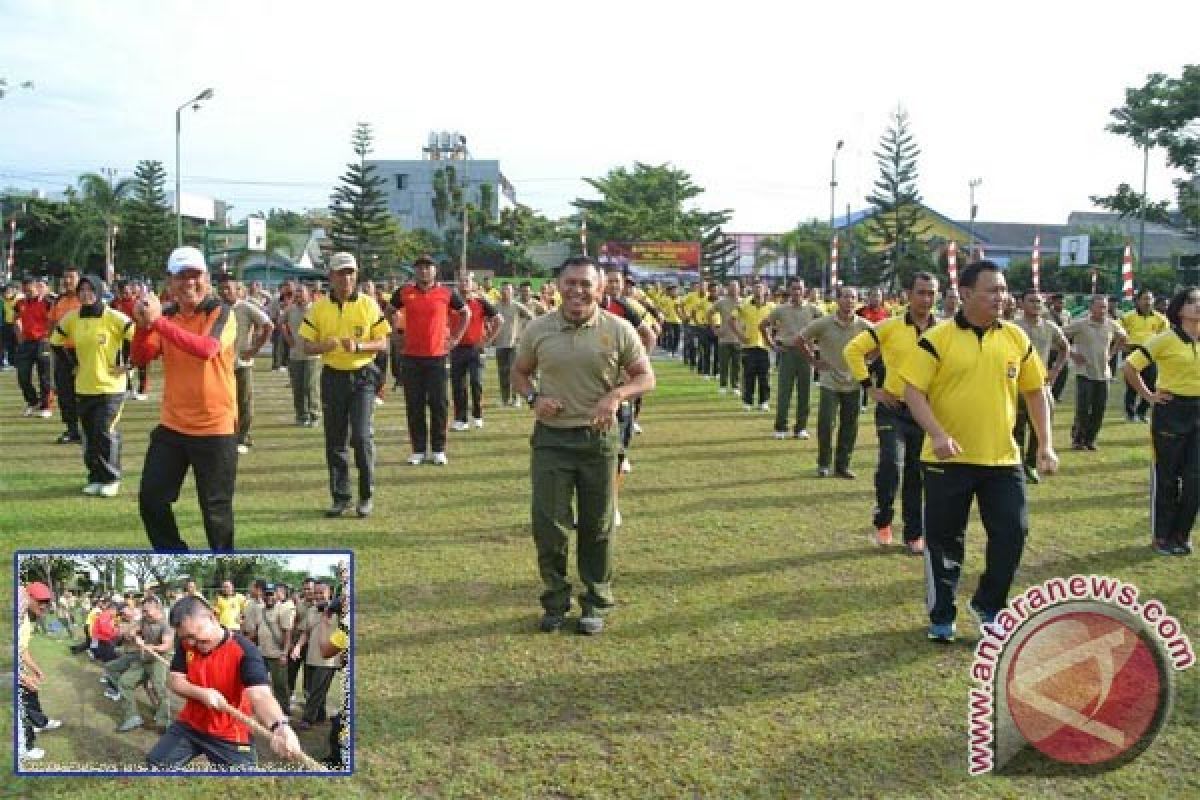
397, 627, 934, 743
762, 731, 969, 795
355, 548, 901, 618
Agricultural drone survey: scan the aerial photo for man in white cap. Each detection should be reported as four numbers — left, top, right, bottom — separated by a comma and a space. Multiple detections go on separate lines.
131, 246, 240, 551
19, 581, 64, 762
299, 252, 391, 517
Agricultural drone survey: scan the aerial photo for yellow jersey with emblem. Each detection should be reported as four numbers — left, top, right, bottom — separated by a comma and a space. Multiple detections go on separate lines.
299, 291, 391, 371
900, 316, 1047, 465
49, 307, 135, 394
1126, 328, 1199, 396
735, 300, 775, 350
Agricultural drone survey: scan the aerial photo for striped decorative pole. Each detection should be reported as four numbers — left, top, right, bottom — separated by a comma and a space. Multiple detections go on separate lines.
1031, 233, 1041, 291
947, 240, 958, 288
1121, 241, 1135, 298
1091, 267, 1098, 295
580, 213, 588, 256
830, 234, 839, 287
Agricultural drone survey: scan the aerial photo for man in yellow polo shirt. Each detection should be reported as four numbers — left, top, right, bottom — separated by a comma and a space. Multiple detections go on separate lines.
1123, 286, 1199, 555
844, 272, 938, 551
49, 275, 136, 496
901, 261, 1057, 642
214, 580, 246, 630
300, 253, 391, 518
1121, 289, 1169, 422
732, 282, 774, 411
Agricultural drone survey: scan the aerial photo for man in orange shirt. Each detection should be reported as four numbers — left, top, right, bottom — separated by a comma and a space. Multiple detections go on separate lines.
131, 247, 239, 551
48, 266, 83, 443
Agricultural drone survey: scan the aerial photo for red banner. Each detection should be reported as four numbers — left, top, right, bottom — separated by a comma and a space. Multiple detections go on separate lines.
600, 241, 701, 271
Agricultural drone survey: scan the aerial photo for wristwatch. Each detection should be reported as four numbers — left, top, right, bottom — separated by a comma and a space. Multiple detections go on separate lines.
270, 718, 291, 733
525, 390, 538, 406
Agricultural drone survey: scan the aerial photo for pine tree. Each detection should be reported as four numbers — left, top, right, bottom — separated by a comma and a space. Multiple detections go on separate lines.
122, 160, 174, 277
864, 107, 931, 288
329, 122, 392, 272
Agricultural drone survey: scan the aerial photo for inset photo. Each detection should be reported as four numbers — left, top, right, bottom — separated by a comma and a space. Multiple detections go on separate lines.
14, 550, 352, 775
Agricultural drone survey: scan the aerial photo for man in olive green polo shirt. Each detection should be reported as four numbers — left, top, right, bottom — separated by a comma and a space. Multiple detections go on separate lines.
511, 256, 656, 636
800, 286, 872, 477
761, 279, 823, 439
1064, 296, 1127, 450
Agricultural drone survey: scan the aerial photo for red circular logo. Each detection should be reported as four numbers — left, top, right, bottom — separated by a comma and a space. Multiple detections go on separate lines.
1005, 610, 1166, 765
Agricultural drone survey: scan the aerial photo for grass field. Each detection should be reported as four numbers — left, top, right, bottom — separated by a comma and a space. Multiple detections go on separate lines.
1, 354, 1196, 798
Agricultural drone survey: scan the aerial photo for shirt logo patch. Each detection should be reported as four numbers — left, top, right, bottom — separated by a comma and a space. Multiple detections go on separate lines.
97, 332, 108, 345
354, 325, 365, 337
599, 334, 613, 349
1006, 361, 1018, 379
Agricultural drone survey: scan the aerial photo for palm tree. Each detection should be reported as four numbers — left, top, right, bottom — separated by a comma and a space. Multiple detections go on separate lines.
59, 172, 133, 278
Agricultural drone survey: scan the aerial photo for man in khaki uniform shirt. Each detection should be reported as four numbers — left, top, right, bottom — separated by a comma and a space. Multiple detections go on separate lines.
762, 280, 823, 439
1064, 296, 1127, 449
1014, 291, 1069, 480
710, 280, 744, 394
257, 584, 294, 714
493, 283, 535, 407
511, 257, 656, 636
240, 579, 266, 644
800, 287, 873, 477
292, 582, 340, 727
287, 580, 313, 705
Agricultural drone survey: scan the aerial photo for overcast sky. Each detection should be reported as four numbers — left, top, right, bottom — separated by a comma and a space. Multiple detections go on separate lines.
1, 0, 1193, 232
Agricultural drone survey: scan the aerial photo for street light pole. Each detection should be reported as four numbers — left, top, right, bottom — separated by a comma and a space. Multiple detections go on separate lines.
829, 139, 843, 291
968, 178, 982, 259
1137, 140, 1149, 272
459, 135, 469, 274
175, 88, 215, 247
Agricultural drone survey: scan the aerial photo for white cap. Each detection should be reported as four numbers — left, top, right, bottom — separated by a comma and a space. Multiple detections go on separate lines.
328, 252, 358, 272
166, 246, 208, 275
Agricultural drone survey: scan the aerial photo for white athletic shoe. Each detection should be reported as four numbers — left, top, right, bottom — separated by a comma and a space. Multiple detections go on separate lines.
620, 459, 632, 474
37, 408, 52, 419
134, 393, 148, 401
759, 402, 769, 412
472, 418, 484, 429
718, 387, 727, 395
632, 423, 643, 435
773, 431, 787, 440
82, 483, 103, 496
237, 444, 250, 455
613, 508, 623, 527
795, 429, 811, 440
18, 747, 45, 761
430, 452, 448, 466
97, 482, 120, 498
374, 396, 384, 406
406, 453, 426, 466
743, 404, 754, 412
451, 421, 469, 432
22, 405, 36, 417
34, 719, 62, 732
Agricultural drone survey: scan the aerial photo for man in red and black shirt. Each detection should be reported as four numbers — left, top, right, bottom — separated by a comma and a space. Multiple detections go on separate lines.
147, 594, 303, 769
450, 272, 500, 431
13, 276, 55, 417
391, 256, 469, 465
